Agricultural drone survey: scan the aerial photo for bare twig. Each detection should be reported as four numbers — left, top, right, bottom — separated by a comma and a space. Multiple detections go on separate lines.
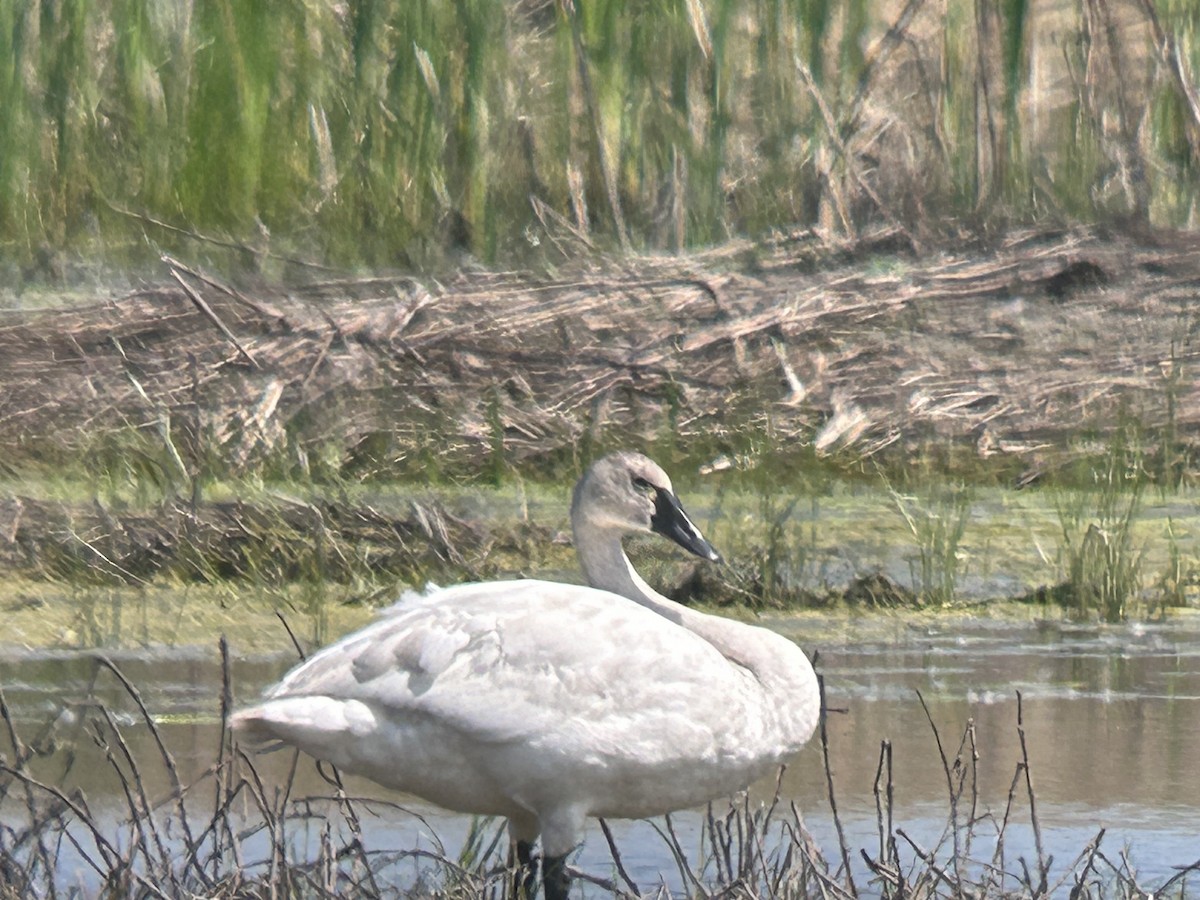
598, 817, 641, 895
916, 689, 961, 868
1016, 690, 1048, 891
104, 201, 334, 271
817, 673, 858, 896
161, 254, 285, 320
276, 610, 308, 661
94, 655, 202, 881
651, 811, 709, 897
166, 264, 260, 368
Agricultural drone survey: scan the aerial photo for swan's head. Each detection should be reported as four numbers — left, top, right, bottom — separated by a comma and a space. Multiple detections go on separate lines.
571, 452, 722, 563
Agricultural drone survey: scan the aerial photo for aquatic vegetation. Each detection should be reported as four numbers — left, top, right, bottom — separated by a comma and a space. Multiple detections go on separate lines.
0, 654, 1195, 897
2, 0, 1200, 273
1154, 516, 1200, 613
890, 482, 972, 606
1052, 430, 1148, 622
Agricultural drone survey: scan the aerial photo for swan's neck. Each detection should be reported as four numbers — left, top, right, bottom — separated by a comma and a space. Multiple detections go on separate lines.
573, 523, 812, 685
573, 522, 681, 619
572, 521, 821, 751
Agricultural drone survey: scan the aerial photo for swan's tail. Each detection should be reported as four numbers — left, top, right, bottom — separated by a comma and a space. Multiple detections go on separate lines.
229, 696, 373, 757
228, 706, 287, 749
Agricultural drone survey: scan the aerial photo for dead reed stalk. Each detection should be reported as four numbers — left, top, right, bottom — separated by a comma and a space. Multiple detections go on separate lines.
3, 230, 1200, 485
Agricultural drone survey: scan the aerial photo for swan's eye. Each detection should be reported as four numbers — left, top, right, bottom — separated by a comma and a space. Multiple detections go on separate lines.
632, 476, 655, 493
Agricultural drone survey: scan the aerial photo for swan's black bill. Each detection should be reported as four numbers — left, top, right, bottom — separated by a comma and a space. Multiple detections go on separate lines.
651, 489, 723, 563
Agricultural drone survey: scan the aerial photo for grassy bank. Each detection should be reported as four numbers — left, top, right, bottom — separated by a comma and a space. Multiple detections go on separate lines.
2, 0, 1200, 276
4, 251, 1200, 634
3, 453, 1199, 653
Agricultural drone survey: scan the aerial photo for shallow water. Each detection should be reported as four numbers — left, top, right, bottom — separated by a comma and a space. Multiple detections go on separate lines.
795, 614, 1200, 888
2, 612, 1198, 895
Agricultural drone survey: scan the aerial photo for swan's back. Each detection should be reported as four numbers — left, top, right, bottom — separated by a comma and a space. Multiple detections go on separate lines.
234, 579, 798, 819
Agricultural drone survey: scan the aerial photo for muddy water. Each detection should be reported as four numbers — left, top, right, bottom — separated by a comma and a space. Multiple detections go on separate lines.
2, 613, 1198, 894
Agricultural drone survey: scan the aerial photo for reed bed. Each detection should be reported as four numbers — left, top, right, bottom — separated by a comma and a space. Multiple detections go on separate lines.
0, 652, 1195, 898
2, 228, 1200, 487
2, 0, 1199, 274
0, 492, 490, 587
3, 228, 1199, 621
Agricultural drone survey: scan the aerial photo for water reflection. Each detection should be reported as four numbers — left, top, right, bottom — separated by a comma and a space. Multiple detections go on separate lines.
2, 614, 1199, 891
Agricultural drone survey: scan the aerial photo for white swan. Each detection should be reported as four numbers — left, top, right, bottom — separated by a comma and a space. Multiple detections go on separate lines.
231, 452, 820, 898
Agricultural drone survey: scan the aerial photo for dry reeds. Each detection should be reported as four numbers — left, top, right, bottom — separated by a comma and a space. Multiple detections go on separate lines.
2, 230, 1200, 486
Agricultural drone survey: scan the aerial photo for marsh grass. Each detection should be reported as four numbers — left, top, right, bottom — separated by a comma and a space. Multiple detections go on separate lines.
1154, 516, 1200, 613
1052, 434, 1148, 622
69, 585, 139, 648
690, 445, 840, 609
890, 483, 972, 606
0, 651, 1195, 898
7, 451, 1200, 639
3, 0, 1200, 273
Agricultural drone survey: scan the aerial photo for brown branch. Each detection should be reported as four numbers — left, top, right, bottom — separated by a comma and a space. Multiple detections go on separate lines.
105, 200, 335, 271
817, 673, 858, 895
166, 263, 260, 369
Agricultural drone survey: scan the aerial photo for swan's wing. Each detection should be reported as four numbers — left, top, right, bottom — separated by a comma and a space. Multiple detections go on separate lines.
254, 579, 743, 752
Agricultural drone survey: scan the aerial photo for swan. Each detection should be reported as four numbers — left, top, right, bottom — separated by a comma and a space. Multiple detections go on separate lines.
231, 452, 820, 898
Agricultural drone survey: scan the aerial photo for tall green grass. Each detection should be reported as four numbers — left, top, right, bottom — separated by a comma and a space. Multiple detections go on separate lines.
1053, 429, 1147, 622
891, 483, 972, 606
2, 0, 1199, 274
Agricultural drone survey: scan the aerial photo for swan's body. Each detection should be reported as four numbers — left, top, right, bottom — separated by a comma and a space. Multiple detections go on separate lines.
232, 453, 819, 898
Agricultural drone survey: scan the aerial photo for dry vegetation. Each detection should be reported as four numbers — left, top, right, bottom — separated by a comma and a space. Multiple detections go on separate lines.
3, 228, 1198, 482
2, 657, 1196, 898
2, 227, 1198, 614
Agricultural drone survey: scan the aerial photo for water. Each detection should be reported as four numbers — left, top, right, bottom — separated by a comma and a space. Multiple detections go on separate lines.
2, 613, 1199, 895
792, 614, 1200, 889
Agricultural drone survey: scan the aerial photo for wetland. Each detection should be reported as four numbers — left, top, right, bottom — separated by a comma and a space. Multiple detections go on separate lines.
4, 230, 1200, 895
2, 608, 1199, 896
3, 471, 1200, 896
4, 0, 1200, 891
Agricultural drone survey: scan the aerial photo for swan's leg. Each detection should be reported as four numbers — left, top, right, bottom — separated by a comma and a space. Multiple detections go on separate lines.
509, 839, 537, 899
539, 805, 582, 900
542, 853, 571, 900
508, 815, 540, 899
